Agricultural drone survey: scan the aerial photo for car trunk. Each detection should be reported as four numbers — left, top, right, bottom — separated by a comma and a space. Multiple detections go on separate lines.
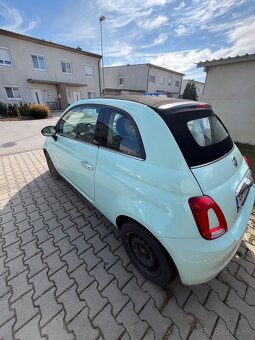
156, 105, 253, 232
191, 146, 252, 230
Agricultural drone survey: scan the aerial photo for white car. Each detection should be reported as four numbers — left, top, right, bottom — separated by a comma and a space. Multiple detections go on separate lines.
42, 96, 254, 287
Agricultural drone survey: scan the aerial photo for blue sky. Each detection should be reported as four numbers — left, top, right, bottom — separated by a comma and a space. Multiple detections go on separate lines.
1, 0, 255, 81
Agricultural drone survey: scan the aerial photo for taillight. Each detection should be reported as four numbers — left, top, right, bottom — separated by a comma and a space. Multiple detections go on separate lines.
196, 104, 208, 109
244, 156, 251, 169
189, 196, 227, 240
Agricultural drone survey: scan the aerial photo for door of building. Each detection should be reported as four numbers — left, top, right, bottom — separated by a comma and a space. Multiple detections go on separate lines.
73, 91, 81, 102
31, 89, 43, 104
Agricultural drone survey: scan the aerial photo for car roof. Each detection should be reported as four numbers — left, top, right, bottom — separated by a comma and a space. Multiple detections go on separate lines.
104, 95, 197, 109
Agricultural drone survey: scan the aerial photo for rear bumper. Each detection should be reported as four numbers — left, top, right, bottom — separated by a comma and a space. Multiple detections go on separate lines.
160, 185, 255, 285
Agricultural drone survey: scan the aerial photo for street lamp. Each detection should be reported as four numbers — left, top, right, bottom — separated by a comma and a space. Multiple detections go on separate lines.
99, 15, 106, 96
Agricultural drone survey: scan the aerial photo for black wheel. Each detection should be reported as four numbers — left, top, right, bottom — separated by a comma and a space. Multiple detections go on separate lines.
44, 151, 60, 180
120, 222, 176, 287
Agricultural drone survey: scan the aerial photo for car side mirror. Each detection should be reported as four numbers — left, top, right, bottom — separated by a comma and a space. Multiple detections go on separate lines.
41, 126, 57, 137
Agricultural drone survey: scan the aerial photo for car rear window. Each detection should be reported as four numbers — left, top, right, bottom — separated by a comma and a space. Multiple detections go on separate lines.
187, 116, 228, 147
155, 108, 233, 167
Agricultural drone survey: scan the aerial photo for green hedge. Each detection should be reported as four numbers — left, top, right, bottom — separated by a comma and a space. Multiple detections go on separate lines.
0, 102, 50, 119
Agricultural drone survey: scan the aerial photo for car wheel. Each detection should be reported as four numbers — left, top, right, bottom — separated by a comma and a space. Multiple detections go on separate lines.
120, 222, 176, 287
44, 152, 60, 180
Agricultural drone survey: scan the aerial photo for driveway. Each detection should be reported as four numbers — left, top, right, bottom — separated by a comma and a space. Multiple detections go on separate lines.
0, 150, 255, 340
0, 116, 60, 156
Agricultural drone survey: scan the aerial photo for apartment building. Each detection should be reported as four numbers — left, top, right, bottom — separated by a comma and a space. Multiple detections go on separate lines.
104, 64, 184, 98
0, 29, 101, 110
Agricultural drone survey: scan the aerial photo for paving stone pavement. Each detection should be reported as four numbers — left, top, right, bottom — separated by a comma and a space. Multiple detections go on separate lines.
0, 150, 255, 340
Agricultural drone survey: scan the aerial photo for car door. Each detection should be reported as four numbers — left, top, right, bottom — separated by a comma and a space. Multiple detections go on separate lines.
49, 104, 103, 201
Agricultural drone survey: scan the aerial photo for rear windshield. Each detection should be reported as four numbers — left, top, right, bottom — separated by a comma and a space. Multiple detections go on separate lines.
156, 108, 233, 167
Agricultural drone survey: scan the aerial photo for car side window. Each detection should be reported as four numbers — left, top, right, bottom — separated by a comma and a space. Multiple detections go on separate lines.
102, 108, 144, 159
58, 106, 100, 144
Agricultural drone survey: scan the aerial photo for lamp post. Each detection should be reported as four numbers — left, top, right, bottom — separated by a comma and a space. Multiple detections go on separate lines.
99, 15, 106, 96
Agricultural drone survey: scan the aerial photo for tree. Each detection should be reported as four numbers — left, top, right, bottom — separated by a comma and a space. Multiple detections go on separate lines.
182, 81, 198, 101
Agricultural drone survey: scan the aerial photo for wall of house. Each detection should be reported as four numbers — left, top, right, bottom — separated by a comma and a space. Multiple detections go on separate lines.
200, 61, 255, 145
104, 65, 148, 91
0, 33, 100, 106
147, 68, 182, 97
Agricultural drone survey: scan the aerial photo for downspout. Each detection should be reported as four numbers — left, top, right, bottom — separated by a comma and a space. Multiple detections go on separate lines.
98, 58, 102, 97
146, 66, 151, 93
179, 75, 183, 99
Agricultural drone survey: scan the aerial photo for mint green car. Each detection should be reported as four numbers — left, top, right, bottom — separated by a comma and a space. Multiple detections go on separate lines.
42, 96, 254, 287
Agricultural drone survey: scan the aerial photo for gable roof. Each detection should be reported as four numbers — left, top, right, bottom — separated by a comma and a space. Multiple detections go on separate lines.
0, 29, 101, 59
197, 53, 255, 68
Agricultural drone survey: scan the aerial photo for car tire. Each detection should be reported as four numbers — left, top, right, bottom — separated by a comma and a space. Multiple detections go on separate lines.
44, 151, 61, 180
120, 222, 176, 287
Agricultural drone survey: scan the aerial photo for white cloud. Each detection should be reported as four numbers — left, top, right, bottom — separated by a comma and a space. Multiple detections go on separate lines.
174, 24, 189, 36
228, 17, 255, 55
138, 15, 168, 30
174, 1, 185, 11
0, 1, 38, 33
141, 33, 168, 48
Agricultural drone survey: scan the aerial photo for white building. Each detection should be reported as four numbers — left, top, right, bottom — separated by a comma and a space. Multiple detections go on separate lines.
180, 79, 204, 98
0, 29, 101, 110
197, 53, 255, 145
104, 64, 184, 98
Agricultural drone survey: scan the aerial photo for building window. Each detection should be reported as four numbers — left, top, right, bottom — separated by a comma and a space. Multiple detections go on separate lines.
160, 77, 164, 85
0, 47, 13, 66
175, 80, 180, 87
168, 77, 172, 86
61, 60, 72, 73
32, 55, 46, 70
118, 77, 124, 86
4, 86, 21, 100
149, 74, 156, 84
85, 65, 94, 77
88, 91, 96, 99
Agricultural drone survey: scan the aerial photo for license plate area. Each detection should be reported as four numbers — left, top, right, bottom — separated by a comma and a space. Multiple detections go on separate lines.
235, 170, 253, 213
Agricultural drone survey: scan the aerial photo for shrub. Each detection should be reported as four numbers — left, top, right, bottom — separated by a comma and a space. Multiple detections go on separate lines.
0, 102, 7, 116
19, 102, 31, 116
29, 104, 50, 119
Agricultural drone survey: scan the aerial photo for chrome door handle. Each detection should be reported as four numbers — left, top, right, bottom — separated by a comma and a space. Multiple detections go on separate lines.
80, 161, 94, 170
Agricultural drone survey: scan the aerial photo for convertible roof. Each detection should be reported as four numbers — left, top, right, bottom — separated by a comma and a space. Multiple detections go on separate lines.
104, 95, 195, 109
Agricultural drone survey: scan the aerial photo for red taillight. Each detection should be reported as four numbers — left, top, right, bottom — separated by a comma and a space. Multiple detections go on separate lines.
189, 196, 227, 240
195, 104, 208, 109
244, 156, 251, 169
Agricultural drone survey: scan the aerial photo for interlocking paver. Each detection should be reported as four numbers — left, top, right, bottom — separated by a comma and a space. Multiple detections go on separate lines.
58, 284, 86, 323
102, 279, 129, 316
12, 290, 39, 331
41, 310, 74, 340
184, 293, 217, 337
162, 296, 195, 339
8, 270, 32, 303
69, 263, 94, 293
35, 287, 62, 327
122, 277, 150, 313
68, 307, 100, 340
7, 254, 27, 280
139, 299, 172, 340
1, 150, 255, 340
116, 300, 148, 339
92, 304, 125, 340
206, 290, 239, 333
29, 268, 54, 300
109, 259, 133, 289
15, 314, 47, 340
80, 281, 108, 319
51, 266, 75, 298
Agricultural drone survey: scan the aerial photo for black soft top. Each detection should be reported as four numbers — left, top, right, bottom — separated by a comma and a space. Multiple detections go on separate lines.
104, 95, 195, 109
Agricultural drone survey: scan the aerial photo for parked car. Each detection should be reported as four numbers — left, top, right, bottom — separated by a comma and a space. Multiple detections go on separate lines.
41, 96, 255, 287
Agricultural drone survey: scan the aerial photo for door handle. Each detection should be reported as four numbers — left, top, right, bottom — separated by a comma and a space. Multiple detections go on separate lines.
80, 161, 94, 170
